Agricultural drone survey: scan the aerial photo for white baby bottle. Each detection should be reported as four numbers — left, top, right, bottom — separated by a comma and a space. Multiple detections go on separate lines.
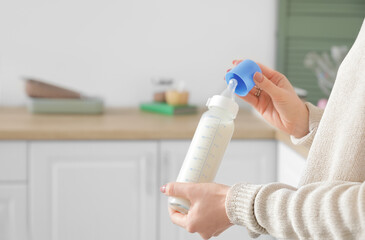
168, 79, 239, 214
168, 59, 261, 214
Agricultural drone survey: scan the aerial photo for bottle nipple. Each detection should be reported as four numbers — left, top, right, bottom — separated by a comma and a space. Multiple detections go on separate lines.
220, 79, 238, 100
206, 78, 239, 118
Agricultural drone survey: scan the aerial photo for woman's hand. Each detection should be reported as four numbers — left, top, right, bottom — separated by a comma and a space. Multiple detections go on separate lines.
228, 60, 309, 138
161, 182, 233, 240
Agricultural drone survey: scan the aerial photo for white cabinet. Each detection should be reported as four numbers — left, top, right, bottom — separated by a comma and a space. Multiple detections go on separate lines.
0, 139, 288, 239
0, 185, 28, 240
0, 141, 28, 240
277, 142, 306, 187
29, 141, 158, 240
159, 141, 190, 240
159, 140, 276, 240
0, 141, 27, 181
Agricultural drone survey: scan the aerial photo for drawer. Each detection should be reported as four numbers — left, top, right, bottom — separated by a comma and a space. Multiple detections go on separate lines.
0, 141, 27, 181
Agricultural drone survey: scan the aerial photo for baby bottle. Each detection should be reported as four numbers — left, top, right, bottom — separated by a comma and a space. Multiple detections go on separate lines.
168, 59, 260, 214
168, 79, 238, 214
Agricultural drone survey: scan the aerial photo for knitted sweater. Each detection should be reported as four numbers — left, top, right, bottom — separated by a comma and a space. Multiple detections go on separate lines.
225, 19, 365, 240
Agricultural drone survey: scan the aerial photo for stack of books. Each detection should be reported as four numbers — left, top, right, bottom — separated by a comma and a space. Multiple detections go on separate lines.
140, 102, 197, 115
25, 79, 104, 114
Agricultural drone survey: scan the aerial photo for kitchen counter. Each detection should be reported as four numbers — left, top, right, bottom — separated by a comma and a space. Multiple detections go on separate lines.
0, 107, 308, 157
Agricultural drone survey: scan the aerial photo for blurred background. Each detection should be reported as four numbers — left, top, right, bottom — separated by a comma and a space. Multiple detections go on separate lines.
0, 0, 277, 107
0, 1, 364, 240
0, 0, 364, 108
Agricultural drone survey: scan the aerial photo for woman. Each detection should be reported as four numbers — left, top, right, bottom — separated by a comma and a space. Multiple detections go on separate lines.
160, 19, 365, 240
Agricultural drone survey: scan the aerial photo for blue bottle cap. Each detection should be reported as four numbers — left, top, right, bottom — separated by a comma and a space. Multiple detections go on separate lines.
225, 59, 262, 96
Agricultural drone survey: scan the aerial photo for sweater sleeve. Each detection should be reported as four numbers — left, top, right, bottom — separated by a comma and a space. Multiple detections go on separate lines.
226, 181, 365, 239
290, 102, 324, 148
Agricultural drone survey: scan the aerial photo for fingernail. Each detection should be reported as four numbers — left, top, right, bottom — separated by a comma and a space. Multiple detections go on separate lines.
254, 72, 264, 83
160, 184, 166, 193
226, 68, 231, 73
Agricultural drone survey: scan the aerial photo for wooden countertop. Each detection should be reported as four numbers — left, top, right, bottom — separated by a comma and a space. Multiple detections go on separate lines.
0, 107, 308, 157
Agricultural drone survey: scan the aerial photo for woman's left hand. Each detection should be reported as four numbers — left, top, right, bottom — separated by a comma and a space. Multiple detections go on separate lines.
160, 182, 233, 239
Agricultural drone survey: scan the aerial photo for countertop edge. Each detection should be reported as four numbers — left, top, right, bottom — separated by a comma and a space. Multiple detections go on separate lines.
0, 107, 309, 158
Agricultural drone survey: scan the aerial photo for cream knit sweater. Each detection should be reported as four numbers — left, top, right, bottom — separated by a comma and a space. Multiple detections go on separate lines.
225, 19, 365, 240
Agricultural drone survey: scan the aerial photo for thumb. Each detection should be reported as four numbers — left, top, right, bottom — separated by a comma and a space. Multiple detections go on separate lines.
253, 72, 282, 98
162, 182, 193, 198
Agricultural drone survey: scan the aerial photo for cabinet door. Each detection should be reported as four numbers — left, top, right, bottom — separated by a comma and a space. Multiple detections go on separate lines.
0, 141, 27, 181
277, 142, 306, 187
0, 141, 28, 240
159, 140, 276, 240
0, 185, 28, 240
30, 141, 157, 240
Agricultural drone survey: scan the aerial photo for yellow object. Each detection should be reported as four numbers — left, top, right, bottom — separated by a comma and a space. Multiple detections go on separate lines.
165, 90, 189, 106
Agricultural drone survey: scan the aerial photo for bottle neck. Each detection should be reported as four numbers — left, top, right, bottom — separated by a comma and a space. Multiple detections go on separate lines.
206, 95, 239, 119
206, 106, 235, 121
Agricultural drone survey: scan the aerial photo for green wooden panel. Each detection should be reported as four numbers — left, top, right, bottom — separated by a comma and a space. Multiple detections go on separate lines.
285, 37, 354, 103
277, 0, 289, 73
288, 16, 363, 38
276, 0, 365, 104
290, 3, 365, 16
291, 0, 365, 3
287, 38, 354, 51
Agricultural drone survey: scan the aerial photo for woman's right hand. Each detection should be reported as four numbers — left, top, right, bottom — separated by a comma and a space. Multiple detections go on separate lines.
229, 60, 309, 138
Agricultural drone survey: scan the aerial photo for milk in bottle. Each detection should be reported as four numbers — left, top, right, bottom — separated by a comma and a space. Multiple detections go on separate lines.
168, 59, 261, 214
168, 79, 239, 214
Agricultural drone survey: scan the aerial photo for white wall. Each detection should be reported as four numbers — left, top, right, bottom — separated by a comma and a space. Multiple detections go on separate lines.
0, 0, 277, 107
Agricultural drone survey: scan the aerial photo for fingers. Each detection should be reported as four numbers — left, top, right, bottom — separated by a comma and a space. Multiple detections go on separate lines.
256, 62, 277, 80
164, 182, 193, 198
168, 207, 188, 228
213, 229, 224, 237
253, 72, 282, 99
199, 233, 212, 240
225, 59, 242, 77
232, 60, 276, 78
232, 59, 243, 66
231, 60, 277, 80
232, 60, 285, 86
238, 90, 259, 107
256, 62, 289, 88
